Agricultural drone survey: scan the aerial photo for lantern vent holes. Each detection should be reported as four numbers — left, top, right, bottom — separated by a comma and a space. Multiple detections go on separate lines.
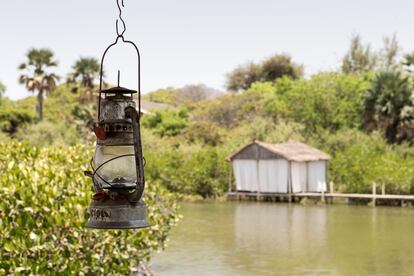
103, 123, 132, 133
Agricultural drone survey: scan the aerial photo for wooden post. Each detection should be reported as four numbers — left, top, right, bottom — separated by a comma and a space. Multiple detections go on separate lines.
256, 146, 261, 201
372, 182, 376, 207
328, 182, 334, 204
381, 183, 385, 195
305, 161, 309, 192
325, 161, 330, 204
288, 161, 292, 203
325, 161, 329, 191
228, 163, 233, 193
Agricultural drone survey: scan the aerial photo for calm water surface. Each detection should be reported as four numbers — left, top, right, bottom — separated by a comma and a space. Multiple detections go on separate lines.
152, 202, 414, 275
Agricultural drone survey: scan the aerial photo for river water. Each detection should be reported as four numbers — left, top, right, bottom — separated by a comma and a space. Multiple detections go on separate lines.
152, 202, 414, 275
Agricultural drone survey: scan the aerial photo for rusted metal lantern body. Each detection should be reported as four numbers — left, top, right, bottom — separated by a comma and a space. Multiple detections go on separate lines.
84, 35, 148, 229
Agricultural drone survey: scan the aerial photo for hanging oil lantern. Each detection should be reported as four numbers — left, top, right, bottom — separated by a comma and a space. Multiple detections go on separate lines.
84, 0, 148, 229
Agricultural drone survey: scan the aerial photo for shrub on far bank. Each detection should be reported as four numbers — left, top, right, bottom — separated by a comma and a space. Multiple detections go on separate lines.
316, 129, 414, 194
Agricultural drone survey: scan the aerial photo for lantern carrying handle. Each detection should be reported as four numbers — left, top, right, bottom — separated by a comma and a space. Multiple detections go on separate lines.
97, 35, 142, 121
125, 106, 145, 202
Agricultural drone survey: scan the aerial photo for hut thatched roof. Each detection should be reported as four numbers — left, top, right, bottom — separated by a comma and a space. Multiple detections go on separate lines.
226, 140, 331, 162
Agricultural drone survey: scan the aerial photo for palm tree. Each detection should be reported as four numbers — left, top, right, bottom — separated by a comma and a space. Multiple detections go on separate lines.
0, 81, 5, 103
68, 57, 100, 88
402, 53, 414, 73
18, 48, 59, 121
363, 71, 412, 143
67, 57, 100, 101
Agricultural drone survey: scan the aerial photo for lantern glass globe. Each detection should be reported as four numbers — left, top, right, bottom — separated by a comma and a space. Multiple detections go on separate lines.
93, 145, 137, 189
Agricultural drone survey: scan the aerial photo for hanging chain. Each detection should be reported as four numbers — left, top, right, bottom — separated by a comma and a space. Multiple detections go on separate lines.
116, 0, 127, 37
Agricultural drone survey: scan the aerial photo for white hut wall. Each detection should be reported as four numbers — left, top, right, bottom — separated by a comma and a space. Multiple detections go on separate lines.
307, 161, 327, 192
233, 160, 259, 191
291, 162, 307, 193
259, 160, 289, 193
231, 144, 286, 193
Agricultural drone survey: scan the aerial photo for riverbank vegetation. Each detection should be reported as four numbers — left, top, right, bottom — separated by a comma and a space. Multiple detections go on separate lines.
1, 35, 414, 198
1, 34, 414, 272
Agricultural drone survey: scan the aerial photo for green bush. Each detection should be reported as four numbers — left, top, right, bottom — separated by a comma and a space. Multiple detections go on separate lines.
260, 73, 371, 133
0, 142, 179, 274
143, 87, 178, 106
142, 133, 229, 198
15, 121, 82, 147
184, 121, 222, 146
183, 147, 229, 197
0, 109, 34, 136
143, 109, 188, 137
315, 129, 414, 193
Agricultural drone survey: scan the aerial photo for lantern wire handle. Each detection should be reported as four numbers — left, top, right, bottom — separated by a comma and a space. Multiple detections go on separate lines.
97, 0, 142, 121
116, 0, 126, 37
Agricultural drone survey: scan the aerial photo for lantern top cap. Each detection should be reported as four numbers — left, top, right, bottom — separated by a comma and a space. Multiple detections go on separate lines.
101, 86, 137, 94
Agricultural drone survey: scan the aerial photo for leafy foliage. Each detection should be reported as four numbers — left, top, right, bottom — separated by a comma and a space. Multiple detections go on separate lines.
342, 34, 402, 74
15, 121, 82, 147
318, 129, 414, 194
193, 92, 261, 128
270, 73, 371, 134
144, 87, 179, 106
226, 53, 303, 92
67, 57, 100, 102
0, 142, 179, 274
67, 57, 100, 88
184, 121, 223, 146
342, 34, 377, 74
226, 63, 262, 92
143, 109, 189, 137
143, 140, 229, 198
363, 71, 414, 143
380, 34, 400, 71
3, 35, 414, 202
0, 109, 34, 136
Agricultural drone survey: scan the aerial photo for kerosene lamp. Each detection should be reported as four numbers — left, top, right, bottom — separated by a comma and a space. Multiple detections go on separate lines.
84, 0, 148, 229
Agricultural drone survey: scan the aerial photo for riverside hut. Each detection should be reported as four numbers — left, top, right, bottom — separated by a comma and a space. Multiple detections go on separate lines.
226, 141, 331, 194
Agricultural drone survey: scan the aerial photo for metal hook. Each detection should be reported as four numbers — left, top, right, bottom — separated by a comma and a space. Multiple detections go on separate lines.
116, 0, 126, 37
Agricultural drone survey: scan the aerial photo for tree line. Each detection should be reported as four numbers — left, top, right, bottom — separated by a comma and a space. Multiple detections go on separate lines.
1, 33, 413, 145
225, 34, 414, 145
1, 34, 414, 198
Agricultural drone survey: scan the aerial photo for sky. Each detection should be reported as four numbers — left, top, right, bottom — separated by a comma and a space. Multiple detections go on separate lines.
0, 0, 413, 100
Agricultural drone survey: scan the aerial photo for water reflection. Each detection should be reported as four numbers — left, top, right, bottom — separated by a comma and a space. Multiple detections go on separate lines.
233, 204, 330, 274
152, 202, 414, 276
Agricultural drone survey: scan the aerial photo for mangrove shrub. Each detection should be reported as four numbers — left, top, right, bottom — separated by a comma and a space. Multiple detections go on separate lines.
0, 142, 179, 274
